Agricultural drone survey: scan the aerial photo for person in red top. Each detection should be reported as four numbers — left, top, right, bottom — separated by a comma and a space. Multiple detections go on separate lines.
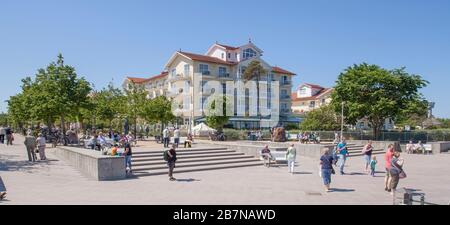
384, 144, 395, 192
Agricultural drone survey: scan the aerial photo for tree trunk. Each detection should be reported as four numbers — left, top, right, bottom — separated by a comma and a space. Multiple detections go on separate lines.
61, 114, 67, 146
109, 119, 113, 138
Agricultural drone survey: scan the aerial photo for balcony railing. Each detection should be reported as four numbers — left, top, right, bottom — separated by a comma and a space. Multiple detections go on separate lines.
218, 73, 230, 78
201, 71, 211, 75
281, 80, 292, 85
281, 108, 291, 114
281, 95, 291, 99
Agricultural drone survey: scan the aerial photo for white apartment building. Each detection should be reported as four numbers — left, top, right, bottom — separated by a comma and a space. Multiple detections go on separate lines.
123, 41, 300, 129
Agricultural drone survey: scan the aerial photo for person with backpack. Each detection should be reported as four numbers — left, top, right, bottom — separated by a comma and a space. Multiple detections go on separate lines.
164, 144, 177, 181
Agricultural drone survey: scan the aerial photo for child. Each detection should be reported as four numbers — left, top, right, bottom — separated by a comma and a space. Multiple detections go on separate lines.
111, 144, 119, 156
370, 156, 377, 177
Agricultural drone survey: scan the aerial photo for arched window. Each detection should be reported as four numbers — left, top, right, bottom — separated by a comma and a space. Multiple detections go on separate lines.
243, 48, 257, 59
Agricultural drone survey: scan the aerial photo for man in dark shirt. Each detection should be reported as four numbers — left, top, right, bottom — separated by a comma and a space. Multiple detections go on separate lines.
167, 144, 177, 181
123, 142, 133, 174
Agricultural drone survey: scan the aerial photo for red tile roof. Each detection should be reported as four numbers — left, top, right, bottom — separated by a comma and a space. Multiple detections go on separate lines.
216, 43, 239, 50
126, 77, 148, 84
292, 88, 333, 102
272, 66, 296, 75
179, 51, 237, 65
126, 71, 168, 84
303, 83, 324, 89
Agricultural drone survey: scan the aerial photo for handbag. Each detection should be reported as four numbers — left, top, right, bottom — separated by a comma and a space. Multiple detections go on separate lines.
399, 170, 407, 179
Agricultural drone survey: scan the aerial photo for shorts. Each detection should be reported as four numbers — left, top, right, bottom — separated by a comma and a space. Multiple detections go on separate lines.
385, 168, 391, 178
364, 154, 371, 164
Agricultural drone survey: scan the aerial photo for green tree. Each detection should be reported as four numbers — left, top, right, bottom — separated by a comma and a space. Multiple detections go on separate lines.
300, 104, 341, 131
205, 94, 231, 132
243, 60, 267, 124
332, 63, 428, 139
92, 83, 126, 133
124, 82, 148, 135
0, 113, 8, 126
7, 93, 32, 131
140, 96, 175, 134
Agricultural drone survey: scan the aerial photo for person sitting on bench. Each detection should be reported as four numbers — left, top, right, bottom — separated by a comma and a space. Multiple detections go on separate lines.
184, 133, 193, 148
261, 145, 273, 167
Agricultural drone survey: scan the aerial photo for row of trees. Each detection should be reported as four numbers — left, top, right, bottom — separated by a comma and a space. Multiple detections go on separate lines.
301, 63, 429, 138
6, 54, 175, 136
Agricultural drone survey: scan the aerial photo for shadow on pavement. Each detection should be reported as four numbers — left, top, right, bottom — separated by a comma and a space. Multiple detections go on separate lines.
176, 178, 201, 182
293, 172, 313, 175
330, 188, 355, 192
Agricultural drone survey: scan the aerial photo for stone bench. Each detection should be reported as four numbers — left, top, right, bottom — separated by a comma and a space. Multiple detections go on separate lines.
53, 146, 126, 181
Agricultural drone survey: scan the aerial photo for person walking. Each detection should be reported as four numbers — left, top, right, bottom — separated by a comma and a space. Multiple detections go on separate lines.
320, 149, 335, 192
162, 127, 169, 148
0, 126, 5, 144
123, 141, 133, 174
370, 156, 377, 177
362, 140, 374, 173
173, 128, 180, 148
261, 145, 273, 167
165, 144, 177, 181
36, 133, 47, 160
389, 150, 405, 195
5, 127, 13, 146
384, 144, 395, 192
24, 132, 37, 162
286, 144, 297, 174
0, 176, 6, 201
337, 138, 349, 175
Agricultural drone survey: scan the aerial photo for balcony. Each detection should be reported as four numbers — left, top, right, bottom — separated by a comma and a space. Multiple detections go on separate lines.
201, 71, 211, 76
218, 73, 230, 78
280, 108, 291, 114
281, 80, 292, 85
281, 95, 291, 99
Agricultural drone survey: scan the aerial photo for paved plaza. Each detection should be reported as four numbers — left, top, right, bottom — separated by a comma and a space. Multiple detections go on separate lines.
1, 135, 450, 205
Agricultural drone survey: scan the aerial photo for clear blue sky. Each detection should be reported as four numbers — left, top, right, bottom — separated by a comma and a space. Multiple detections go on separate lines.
1, 0, 449, 118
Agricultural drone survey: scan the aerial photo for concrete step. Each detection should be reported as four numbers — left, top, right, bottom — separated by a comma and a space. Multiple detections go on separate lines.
132, 155, 255, 167
131, 161, 263, 177
132, 152, 245, 162
132, 149, 235, 158
347, 149, 384, 154
132, 158, 261, 171
132, 147, 228, 155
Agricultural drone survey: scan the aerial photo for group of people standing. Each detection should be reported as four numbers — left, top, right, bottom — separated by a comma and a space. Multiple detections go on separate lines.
320, 139, 406, 194
0, 126, 14, 146
24, 132, 47, 162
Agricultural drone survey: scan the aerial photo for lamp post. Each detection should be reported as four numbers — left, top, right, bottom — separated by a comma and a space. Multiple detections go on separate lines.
340, 101, 345, 141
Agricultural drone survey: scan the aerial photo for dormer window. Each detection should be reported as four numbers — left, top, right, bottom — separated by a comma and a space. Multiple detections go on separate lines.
228, 53, 231, 58
243, 48, 257, 59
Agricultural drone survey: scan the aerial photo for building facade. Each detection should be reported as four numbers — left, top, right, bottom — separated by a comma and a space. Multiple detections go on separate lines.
291, 83, 333, 115
123, 41, 299, 130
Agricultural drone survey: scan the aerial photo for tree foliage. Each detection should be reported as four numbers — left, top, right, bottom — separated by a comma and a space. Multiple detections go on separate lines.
243, 60, 267, 117
331, 63, 428, 138
205, 94, 232, 132
300, 104, 341, 131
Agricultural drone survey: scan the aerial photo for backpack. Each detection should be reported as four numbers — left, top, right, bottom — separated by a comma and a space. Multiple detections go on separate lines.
163, 150, 169, 161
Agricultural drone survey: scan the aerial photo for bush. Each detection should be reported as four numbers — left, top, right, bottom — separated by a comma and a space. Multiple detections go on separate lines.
223, 129, 246, 141
285, 123, 299, 130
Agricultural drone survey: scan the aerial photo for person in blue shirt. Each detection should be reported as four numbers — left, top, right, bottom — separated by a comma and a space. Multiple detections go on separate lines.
337, 138, 349, 175
320, 149, 336, 192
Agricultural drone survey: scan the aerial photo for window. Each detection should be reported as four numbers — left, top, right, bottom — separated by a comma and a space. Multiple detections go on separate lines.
309, 101, 315, 108
300, 87, 307, 95
228, 53, 231, 58
184, 64, 190, 76
221, 53, 224, 59
243, 48, 257, 59
219, 67, 227, 77
281, 89, 287, 96
222, 83, 226, 94
199, 64, 209, 75
171, 69, 176, 77
240, 66, 247, 74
